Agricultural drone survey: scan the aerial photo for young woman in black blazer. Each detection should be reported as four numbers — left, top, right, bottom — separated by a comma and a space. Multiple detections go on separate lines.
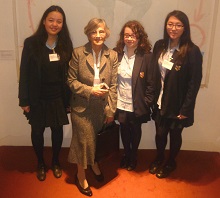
114, 20, 154, 171
149, 10, 202, 178
18, 5, 73, 181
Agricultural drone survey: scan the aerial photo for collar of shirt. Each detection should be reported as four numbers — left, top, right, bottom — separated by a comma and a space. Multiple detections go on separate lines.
168, 39, 180, 52
123, 45, 136, 59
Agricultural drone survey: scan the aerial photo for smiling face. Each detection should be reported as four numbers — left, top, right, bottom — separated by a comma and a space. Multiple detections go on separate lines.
166, 16, 184, 44
88, 23, 107, 49
123, 27, 139, 50
43, 11, 63, 37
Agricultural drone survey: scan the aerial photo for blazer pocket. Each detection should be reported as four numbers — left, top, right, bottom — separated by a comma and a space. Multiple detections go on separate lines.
70, 95, 88, 113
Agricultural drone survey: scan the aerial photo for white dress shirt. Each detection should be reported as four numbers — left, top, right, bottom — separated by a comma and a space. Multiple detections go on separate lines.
117, 46, 136, 112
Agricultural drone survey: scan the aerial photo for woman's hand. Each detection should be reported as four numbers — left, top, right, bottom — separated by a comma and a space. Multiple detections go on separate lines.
177, 114, 187, 120
91, 84, 109, 97
21, 106, 30, 113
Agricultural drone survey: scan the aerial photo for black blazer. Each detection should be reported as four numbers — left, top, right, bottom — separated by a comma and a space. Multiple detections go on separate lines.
152, 40, 203, 127
117, 51, 154, 121
18, 36, 71, 108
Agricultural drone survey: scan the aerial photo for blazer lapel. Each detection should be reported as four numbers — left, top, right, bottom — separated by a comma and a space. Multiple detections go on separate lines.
84, 43, 110, 71
132, 54, 143, 89
84, 43, 94, 69
99, 53, 107, 71
86, 53, 94, 69
99, 45, 110, 71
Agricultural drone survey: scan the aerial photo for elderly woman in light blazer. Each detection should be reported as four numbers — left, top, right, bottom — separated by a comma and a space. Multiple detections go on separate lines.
67, 18, 118, 197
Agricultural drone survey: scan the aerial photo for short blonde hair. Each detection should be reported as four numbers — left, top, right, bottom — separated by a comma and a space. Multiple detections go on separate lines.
84, 18, 110, 38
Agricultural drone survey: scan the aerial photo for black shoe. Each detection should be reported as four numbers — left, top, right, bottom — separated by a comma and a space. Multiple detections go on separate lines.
52, 164, 62, 178
75, 175, 92, 197
127, 160, 137, 171
120, 156, 129, 169
90, 166, 104, 182
156, 162, 177, 179
149, 160, 163, 174
37, 163, 46, 181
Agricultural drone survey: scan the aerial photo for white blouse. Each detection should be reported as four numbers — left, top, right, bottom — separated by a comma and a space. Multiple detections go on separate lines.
92, 49, 101, 86
117, 46, 135, 112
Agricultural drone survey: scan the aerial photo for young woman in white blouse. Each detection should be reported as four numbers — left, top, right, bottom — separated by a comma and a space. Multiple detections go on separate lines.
114, 20, 154, 171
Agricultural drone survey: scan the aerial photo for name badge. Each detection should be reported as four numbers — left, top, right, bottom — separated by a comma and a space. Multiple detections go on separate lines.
49, 53, 60, 62
162, 59, 173, 70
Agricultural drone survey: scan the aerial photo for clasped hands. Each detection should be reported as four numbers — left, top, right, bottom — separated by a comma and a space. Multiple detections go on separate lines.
91, 83, 109, 97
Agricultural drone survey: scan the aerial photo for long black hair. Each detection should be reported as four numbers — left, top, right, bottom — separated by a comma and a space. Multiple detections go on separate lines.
163, 10, 193, 59
32, 5, 73, 63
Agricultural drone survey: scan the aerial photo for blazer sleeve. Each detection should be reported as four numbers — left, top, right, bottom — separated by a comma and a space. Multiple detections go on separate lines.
18, 38, 31, 107
144, 53, 155, 107
180, 45, 203, 116
150, 40, 163, 106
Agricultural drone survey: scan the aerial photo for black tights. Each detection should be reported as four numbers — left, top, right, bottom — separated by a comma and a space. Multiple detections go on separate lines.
31, 125, 63, 165
120, 121, 142, 161
155, 123, 183, 163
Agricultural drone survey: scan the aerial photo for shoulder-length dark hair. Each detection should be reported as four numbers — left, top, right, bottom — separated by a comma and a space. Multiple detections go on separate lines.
32, 5, 73, 63
115, 20, 151, 54
163, 10, 193, 58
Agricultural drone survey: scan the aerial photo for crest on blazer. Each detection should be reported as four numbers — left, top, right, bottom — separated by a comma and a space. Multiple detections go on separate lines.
175, 65, 181, 71
140, 72, 144, 78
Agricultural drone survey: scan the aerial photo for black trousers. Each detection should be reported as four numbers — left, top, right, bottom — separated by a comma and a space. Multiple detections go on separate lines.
120, 112, 142, 162
31, 125, 63, 165
155, 122, 183, 164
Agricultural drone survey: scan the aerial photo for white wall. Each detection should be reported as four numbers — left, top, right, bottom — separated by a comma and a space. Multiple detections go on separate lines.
0, 0, 219, 152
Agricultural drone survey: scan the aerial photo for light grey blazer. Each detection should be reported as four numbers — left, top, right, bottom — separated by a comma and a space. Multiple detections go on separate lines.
67, 42, 118, 117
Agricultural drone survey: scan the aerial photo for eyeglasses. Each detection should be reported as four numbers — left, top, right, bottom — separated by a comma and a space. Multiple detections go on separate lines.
124, 34, 136, 39
167, 23, 184, 30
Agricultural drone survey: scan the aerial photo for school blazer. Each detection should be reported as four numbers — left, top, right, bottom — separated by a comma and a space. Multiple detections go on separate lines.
152, 39, 203, 127
18, 36, 71, 108
117, 51, 154, 121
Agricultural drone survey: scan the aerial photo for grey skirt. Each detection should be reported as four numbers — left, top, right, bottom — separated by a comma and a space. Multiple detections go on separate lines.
68, 99, 105, 169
